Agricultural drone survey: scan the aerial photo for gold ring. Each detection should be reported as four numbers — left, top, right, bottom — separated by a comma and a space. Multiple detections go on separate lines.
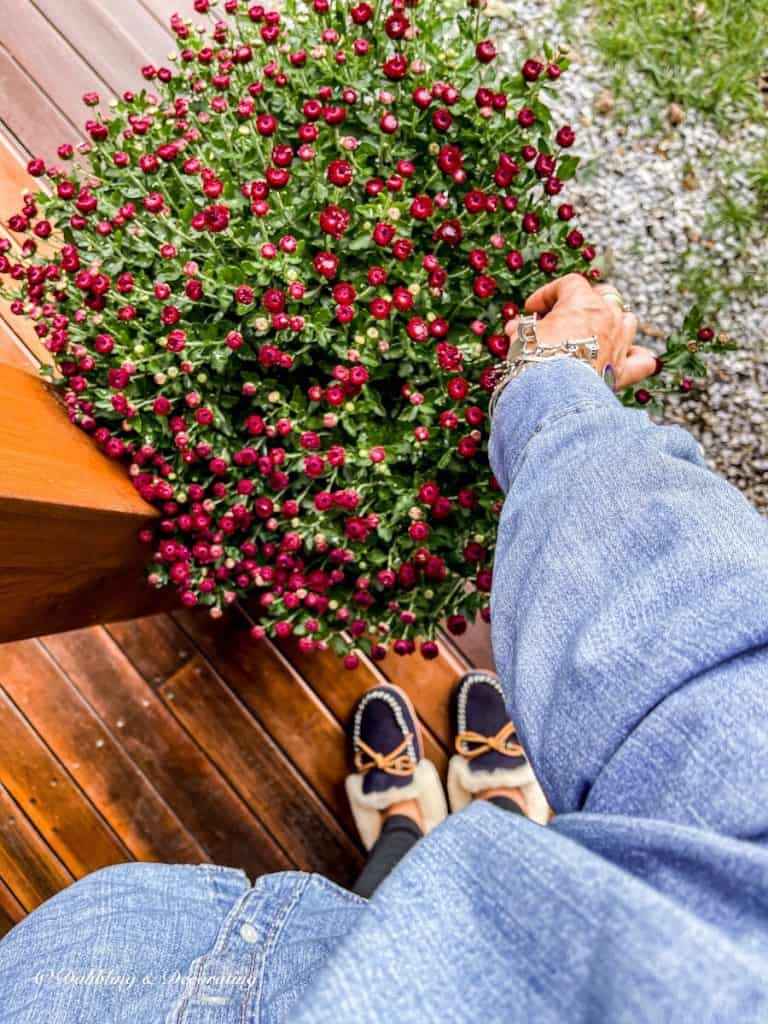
603, 292, 625, 311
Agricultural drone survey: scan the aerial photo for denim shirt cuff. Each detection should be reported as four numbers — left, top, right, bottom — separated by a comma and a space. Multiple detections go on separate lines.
488, 358, 619, 492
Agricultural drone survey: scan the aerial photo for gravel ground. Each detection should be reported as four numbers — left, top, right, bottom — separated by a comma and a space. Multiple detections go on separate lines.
492, 0, 768, 509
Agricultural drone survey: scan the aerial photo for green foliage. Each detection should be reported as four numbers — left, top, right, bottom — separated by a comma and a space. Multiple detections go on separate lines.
0, 0, 734, 663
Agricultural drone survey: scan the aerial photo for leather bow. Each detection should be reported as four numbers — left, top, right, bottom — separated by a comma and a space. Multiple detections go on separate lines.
455, 721, 524, 760
354, 733, 417, 777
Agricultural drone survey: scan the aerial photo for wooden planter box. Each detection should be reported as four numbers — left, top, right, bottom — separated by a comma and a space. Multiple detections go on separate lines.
0, 363, 162, 641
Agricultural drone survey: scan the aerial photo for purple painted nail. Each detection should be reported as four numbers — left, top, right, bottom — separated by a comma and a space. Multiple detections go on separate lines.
602, 364, 617, 392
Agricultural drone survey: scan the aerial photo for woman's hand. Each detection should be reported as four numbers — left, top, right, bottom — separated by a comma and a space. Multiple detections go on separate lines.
506, 274, 658, 389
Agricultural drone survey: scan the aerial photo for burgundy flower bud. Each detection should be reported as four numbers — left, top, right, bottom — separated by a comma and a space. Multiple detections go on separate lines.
256, 113, 278, 136
391, 237, 412, 261
457, 437, 478, 459
446, 614, 467, 636
476, 569, 493, 592
473, 274, 496, 299
475, 40, 496, 63
538, 252, 559, 274
506, 249, 525, 271
412, 86, 432, 108
522, 58, 544, 81
87, 121, 109, 141
535, 153, 556, 178
351, 1, 373, 22
437, 144, 463, 174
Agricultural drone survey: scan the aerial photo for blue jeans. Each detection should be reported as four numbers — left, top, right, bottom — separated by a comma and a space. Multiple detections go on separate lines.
2, 359, 768, 1023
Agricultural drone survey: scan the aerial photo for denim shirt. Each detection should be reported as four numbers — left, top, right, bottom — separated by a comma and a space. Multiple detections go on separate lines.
2, 359, 768, 1023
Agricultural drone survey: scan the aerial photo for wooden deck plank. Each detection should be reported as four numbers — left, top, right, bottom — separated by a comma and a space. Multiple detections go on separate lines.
174, 610, 358, 836
106, 615, 194, 689
0, 46, 75, 163
160, 658, 363, 884
139, 0, 188, 34
0, 875, 25, 936
42, 628, 290, 877
0, 689, 129, 876
31, 0, 174, 93
0, 0, 105, 132
448, 617, 495, 671
0, 639, 204, 863
0, 784, 72, 910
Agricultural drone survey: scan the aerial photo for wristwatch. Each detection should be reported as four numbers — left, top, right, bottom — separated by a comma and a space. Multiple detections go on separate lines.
489, 315, 600, 417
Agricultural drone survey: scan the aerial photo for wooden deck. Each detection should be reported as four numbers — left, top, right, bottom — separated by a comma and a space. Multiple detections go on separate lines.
0, 0, 495, 935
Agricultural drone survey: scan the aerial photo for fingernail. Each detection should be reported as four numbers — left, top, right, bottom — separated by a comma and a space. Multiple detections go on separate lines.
602, 364, 617, 392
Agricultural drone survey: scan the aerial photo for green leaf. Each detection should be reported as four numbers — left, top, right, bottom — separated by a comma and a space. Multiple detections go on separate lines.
557, 156, 580, 180
210, 348, 231, 372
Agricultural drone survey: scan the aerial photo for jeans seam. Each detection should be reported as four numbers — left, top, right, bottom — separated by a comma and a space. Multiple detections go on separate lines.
250, 874, 312, 1024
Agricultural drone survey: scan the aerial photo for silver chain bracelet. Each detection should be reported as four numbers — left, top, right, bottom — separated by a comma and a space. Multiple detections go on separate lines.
488, 315, 600, 418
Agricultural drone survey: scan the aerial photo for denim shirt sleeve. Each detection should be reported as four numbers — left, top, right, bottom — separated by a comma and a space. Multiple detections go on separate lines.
488, 358, 768, 830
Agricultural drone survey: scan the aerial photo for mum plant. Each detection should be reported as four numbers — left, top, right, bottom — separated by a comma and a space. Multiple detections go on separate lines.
0, 0, 733, 665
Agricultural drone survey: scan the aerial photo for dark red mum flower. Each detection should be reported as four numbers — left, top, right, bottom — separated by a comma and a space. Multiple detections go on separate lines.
313, 251, 340, 279
382, 54, 408, 80
318, 204, 350, 237
327, 159, 353, 186
437, 144, 463, 174
410, 195, 433, 220
433, 219, 463, 247
538, 252, 559, 274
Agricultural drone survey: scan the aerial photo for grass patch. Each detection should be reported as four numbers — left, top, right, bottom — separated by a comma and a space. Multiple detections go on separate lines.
552, 0, 768, 313
583, 0, 768, 125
